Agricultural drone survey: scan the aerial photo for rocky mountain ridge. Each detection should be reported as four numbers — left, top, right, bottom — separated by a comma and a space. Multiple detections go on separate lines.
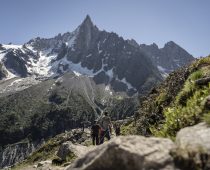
0, 15, 194, 95
140, 41, 194, 76
2, 53, 209, 170
0, 15, 197, 169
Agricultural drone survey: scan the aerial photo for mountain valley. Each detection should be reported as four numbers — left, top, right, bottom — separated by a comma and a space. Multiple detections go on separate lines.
0, 15, 198, 169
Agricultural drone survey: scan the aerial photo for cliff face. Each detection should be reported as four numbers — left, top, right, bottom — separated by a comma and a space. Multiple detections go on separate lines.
0, 140, 41, 169
140, 41, 194, 76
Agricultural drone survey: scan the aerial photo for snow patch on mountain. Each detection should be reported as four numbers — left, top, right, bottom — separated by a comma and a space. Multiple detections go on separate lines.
50, 56, 105, 77
157, 65, 168, 78
73, 71, 82, 77
121, 78, 133, 89
105, 69, 114, 78
26, 49, 57, 76
25, 44, 36, 53
2, 44, 22, 50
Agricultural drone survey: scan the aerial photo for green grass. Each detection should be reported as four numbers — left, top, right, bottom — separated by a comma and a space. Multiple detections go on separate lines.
176, 70, 203, 106
24, 139, 60, 164
155, 91, 168, 105
150, 65, 210, 139
121, 122, 136, 135
11, 132, 72, 170
197, 56, 210, 66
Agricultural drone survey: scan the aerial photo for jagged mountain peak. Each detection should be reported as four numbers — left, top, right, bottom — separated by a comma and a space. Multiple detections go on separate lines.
162, 41, 193, 58
79, 15, 97, 31
151, 43, 159, 48
0, 15, 195, 95
127, 39, 139, 48
163, 41, 179, 48
83, 15, 92, 25
75, 15, 99, 49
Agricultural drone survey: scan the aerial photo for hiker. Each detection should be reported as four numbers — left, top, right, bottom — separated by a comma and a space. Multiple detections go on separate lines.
113, 122, 121, 136
91, 120, 101, 145
100, 112, 112, 144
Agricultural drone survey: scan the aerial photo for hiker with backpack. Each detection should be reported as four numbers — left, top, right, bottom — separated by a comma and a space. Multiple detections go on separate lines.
100, 112, 112, 144
91, 120, 101, 145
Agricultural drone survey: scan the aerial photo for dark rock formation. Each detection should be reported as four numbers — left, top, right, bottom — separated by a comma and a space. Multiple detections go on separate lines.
140, 41, 194, 74
3, 51, 28, 77
195, 76, 210, 86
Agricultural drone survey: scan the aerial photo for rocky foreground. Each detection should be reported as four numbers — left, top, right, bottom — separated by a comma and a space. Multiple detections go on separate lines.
7, 122, 210, 170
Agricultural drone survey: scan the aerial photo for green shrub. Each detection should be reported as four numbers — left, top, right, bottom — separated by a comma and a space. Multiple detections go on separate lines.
151, 82, 210, 139
121, 122, 136, 135
156, 91, 167, 105
190, 70, 203, 81
176, 70, 203, 106
197, 56, 210, 66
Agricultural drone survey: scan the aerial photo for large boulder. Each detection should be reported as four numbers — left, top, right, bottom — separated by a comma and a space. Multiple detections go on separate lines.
174, 122, 210, 169
176, 122, 210, 153
57, 142, 92, 161
66, 136, 176, 170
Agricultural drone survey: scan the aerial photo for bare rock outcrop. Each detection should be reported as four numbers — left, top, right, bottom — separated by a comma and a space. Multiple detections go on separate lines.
66, 136, 176, 170
173, 122, 210, 169
0, 140, 40, 169
57, 142, 93, 161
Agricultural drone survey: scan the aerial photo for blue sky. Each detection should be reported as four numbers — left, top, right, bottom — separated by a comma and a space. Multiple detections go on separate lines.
0, 0, 209, 57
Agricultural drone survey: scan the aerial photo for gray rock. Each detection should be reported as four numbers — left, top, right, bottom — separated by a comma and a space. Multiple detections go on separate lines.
3, 50, 28, 77
67, 136, 176, 170
176, 122, 210, 153
57, 141, 93, 161
39, 160, 51, 165
174, 122, 210, 169
195, 76, 210, 86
